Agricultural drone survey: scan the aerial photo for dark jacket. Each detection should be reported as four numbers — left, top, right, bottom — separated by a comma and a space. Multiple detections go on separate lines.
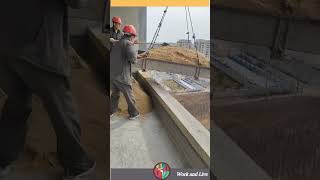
110, 27, 123, 41
110, 27, 123, 50
110, 36, 137, 86
0, 0, 87, 77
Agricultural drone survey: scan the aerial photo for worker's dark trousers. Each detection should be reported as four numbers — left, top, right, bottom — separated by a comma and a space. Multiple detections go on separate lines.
110, 80, 139, 117
0, 58, 93, 171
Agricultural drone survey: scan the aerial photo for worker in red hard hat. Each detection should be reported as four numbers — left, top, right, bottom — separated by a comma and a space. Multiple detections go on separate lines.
110, 16, 124, 46
110, 25, 144, 120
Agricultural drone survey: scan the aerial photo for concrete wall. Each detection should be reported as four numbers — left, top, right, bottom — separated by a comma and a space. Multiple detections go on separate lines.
68, 0, 105, 36
212, 8, 277, 47
110, 7, 147, 50
212, 7, 320, 54
286, 21, 320, 54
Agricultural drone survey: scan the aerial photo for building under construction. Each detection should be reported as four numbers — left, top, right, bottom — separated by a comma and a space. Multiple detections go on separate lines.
108, 6, 211, 177
212, 1, 320, 180
0, 2, 211, 180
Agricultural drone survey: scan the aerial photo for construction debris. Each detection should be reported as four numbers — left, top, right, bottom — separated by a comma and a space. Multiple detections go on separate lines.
163, 80, 186, 92
147, 46, 210, 67
146, 70, 210, 93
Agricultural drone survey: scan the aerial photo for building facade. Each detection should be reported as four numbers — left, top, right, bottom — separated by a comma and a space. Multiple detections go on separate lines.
195, 39, 210, 58
177, 39, 193, 49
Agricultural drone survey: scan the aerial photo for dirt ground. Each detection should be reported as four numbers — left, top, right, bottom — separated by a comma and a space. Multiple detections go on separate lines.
148, 46, 210, 67
174, 92, 210, 129
214, 96, 320, 180
214, 0, 320, 20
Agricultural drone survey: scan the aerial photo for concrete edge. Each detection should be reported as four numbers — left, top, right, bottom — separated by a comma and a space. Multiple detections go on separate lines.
213, 126, 273, 180
88, 27, 109, 57
136, 70, 210, 167
145, 58, 210, 69
69, 47, 90, 70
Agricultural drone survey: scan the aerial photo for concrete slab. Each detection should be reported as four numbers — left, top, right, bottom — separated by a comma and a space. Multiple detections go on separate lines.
1, 170, 100, 180
136, 71, 210, 168
212, 126, 272, 180
110, 112, 185, 169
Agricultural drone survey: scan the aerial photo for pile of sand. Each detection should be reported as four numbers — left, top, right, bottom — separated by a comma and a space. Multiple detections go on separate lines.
147, 46, 210, 67
214, 0, 320, 20
116, 79, 152, 116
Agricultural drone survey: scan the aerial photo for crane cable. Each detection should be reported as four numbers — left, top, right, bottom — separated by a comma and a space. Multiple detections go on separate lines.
147, 6, 168, 52
186, 7, 201, 79
142, 7, 168, 71
185, 7, 190, 49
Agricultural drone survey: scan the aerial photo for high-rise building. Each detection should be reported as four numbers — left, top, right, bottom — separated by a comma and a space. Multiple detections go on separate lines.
195, 39, 210, 58
177, 39, 193, 49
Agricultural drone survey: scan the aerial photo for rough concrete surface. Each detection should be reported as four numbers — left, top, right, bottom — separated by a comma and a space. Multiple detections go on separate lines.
110, 112, 185, 169
215, 96, 320, 180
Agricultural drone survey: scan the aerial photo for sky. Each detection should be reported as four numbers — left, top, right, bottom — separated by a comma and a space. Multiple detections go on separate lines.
147, 7, 210, 43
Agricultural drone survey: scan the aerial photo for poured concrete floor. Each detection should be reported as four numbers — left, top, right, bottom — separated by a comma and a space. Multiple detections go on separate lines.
0, 171, 99, 180
110, 112, 185, 168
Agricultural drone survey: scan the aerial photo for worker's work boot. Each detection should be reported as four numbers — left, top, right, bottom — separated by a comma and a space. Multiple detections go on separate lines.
62, 161, 96, 180
0, 165, 12, 178
129, 113, 140, 120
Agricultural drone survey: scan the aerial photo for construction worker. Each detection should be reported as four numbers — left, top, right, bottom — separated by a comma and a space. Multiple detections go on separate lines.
110, 16, 124, 45
0, 1, 95, 180
110, 25, 144, 120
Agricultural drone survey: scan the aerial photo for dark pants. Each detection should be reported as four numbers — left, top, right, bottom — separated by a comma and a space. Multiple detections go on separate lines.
0, 57, 93, 171
110, 80, 139, 117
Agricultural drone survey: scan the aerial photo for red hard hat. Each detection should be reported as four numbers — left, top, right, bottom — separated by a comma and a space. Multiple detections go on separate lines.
123, 25, 137, 36
112, 16, 122, 24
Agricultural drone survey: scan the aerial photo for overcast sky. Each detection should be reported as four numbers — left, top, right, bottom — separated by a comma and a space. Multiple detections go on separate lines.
147, 7, 210, 43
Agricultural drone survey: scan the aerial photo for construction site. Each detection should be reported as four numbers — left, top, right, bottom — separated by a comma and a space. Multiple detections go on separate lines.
108, 6, 210, 178
0, 1, 108, 180
212, 1, 320, 180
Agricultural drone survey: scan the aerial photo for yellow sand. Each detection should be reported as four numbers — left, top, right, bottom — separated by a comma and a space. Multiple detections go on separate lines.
116, 79, 152, 116
148, 46, 210, 67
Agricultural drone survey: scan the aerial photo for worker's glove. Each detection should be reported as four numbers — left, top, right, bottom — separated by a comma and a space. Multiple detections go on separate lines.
110, 38, 119, 43
65, 0, 88, 8
137, 52, 148, 59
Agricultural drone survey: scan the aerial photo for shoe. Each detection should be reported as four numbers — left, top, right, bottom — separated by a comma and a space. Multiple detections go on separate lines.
129, 113, 140, 120
110, 112, 117, 119
0, 165, 12, 178
62, 161, 96, 180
